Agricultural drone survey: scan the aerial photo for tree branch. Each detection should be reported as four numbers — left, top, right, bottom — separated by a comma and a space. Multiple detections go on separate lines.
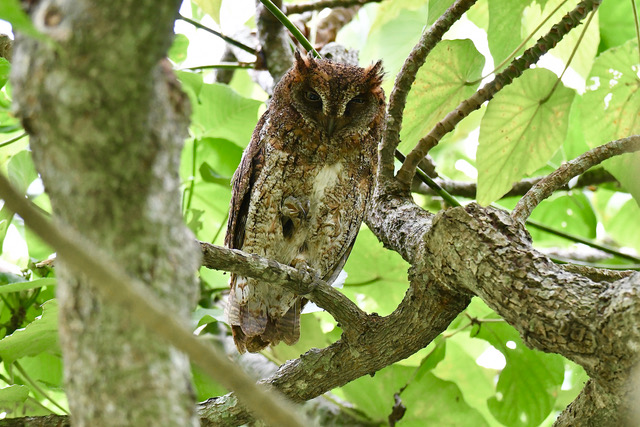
284, 0, 382, 14
512, 135, 640, 222
177, 14, 258, 56
199, 242, 369, 339
396, 0, 603, 188
379, 0, 478, 180
0, 173, 308, 427
411, 168, 618, 199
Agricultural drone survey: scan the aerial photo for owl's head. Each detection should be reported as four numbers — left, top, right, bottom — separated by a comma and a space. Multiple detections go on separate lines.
275, 51, 386, 139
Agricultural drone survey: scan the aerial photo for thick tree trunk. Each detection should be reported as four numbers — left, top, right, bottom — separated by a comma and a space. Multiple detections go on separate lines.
10, 1, 200, 425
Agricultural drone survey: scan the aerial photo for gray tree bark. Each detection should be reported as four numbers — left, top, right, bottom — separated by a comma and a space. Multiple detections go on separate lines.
10, 0, 200, 425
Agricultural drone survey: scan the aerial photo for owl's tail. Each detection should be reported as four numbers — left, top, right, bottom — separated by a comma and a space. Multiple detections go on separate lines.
227, 289, 302, 353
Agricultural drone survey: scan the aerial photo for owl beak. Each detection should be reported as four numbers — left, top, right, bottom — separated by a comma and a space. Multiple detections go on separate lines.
325, 117, 336, 136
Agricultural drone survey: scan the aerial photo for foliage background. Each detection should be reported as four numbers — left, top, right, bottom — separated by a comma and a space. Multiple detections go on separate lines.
0, 0, 638, 425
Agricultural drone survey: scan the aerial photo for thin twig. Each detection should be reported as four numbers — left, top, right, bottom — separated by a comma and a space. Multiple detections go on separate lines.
181, 62, 255, 71
412, 168, 617, 198
285, 0, 382, 14
512, 135, 640, 222
396, 0, 603, 188
379, 0, 478, 180
14, 361, 69, 415
177, 14, 258, 56
0, 172, 307, 427
259, 0, 321, 58
0, 132, 28, 149
526, 218, 640, 263
199, 242, 369, 339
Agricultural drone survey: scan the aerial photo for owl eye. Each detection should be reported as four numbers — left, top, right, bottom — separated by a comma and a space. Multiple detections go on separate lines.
305, 90, 321, 102
349, 95, 366, 104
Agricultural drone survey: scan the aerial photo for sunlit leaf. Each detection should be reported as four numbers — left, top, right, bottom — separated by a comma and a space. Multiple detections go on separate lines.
487, 0, 530, 67
581, 40, 640, 207
0, 0, 45, 40
193, 0, 223, 24
0, 278, 56, 294
399, 39, 484, 154
474, 319, 565, 427
477, 68, 575, 205
0, 385, 29, 403
598, 1, 640, 52
0, 300, 59, 364
169, 33, 189, 64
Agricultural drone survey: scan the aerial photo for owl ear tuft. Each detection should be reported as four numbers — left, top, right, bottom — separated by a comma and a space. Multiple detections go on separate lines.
294, 50, 318, 73
365, 61, 384, 86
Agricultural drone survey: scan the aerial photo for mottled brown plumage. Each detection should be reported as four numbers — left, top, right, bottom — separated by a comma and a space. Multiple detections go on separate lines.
225, 51, 386, 353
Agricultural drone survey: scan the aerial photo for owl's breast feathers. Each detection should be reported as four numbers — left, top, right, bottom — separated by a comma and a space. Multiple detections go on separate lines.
225, 53, 385, 353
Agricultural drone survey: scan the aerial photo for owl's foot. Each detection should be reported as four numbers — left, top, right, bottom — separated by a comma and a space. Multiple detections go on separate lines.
281, 195, 310, 239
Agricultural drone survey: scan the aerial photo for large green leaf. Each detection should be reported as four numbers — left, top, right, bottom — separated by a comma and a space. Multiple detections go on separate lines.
477, 68, 575, 205
487, 0, 531, 67
190, 82, 262, 147
0, 278, 56, 295
0, 385, 29, 404
581, 41, 640, 207
522, 0, 600, 81
0, 0, 44, 40
0, 58, 9, 90
474, 319, 565, 427
525, 192, 597, 247
0, 300, 59, 364
7, 150, 38, 195
399, 39, 485, 154
340, 363, 488, 426
193, 0, 222, 24
341, 227, 410, 316
360, 5, 428, 93
598, 1, 640, 52
603, 197, 640, 253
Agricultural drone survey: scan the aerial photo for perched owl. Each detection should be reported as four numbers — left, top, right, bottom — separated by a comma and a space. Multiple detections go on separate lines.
225, 51, 386, 353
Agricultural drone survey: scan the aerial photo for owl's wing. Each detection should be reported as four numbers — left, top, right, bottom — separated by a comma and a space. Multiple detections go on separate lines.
322, 233, 357, 285
225, 114, 267, 250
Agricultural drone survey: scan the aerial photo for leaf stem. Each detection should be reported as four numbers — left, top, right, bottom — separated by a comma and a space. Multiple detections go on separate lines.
258, 0, 321, 58
14, 361, 69, 415
177, 14, 258, 56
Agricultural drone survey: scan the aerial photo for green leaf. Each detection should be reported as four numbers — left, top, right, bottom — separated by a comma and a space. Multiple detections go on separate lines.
581, 40, 640, 207
487, 0, 531, 67
168, 33, 189, 64
474, 319, 565, 427
341, 227, 410, 316
0, 385, 29, 403
199, 162, 230, 186
191, 363, 228, 401
0, 0, 45, 40
414, 337, 446, 381
522, 0, 600, 81
477, 68, 575, 205
525, 192, 597, 247
598, 1, 640, 52
0, 300, 59, 364
0, 58, 10, 90
603, 197, 640, 253
360, 5, 428, 92
0, 278, 56, 295
193, 0, 222, 24
191, 83, 262, 147
399, 39, 485, 153
340, 364, 488, 426
8, 150, 38, 195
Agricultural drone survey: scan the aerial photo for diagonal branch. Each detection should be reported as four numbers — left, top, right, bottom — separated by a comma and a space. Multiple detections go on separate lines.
411, 168, 618, 199
284, 0, 382, 14
0, 172, 307, 427
512, 134, 640, 222
199, 242, 368, 338
379, 0, 478, 180
396, 0, 603, 188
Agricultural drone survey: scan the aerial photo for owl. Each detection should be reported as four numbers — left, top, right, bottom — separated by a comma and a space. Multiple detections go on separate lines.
225, 51, 386, 353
